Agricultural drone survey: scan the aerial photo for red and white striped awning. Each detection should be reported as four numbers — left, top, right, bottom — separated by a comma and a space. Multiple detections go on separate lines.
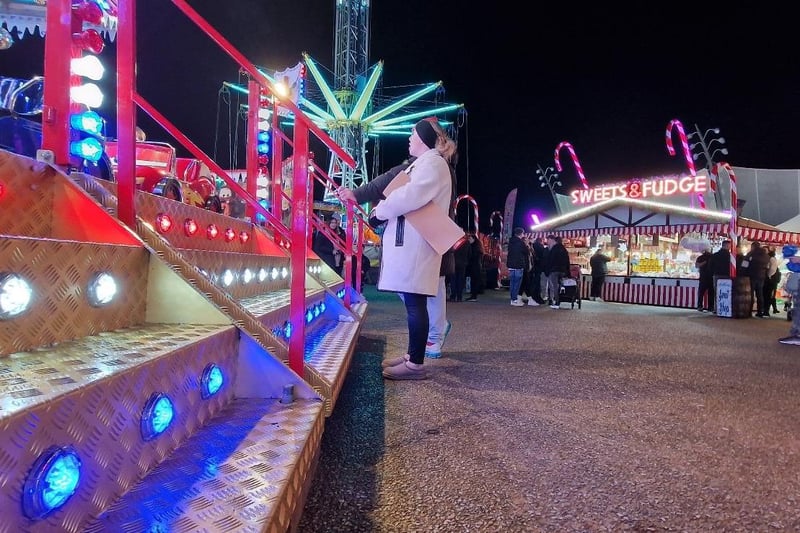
530, 223, 727, 239
738, 226, 800, 245
531, 223, 800, 244
529, 197, 800, 244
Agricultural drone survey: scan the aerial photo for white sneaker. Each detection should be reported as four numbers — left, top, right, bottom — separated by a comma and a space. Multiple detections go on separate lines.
549, 304, 559, 309
778, 335, 800, 345
425, 341, 442, 358
528, 299, 540, 306
510, 299, 525, 306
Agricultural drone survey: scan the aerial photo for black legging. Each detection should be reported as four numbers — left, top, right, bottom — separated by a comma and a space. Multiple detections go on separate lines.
591, 275, 605, 298
402, 292, 429, 364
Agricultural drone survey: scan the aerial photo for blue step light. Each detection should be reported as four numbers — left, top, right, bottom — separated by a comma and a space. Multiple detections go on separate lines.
200, 364, 224, 399
23, 446, 81, 519
69, 110, 104, 136
69, 137, 103, 162
140, 393, 175, 441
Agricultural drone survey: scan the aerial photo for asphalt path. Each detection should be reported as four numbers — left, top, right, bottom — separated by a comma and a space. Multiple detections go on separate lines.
299, 285, 798, 532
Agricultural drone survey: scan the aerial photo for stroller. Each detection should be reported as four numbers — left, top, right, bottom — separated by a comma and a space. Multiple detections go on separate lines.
559, 264, 583, 309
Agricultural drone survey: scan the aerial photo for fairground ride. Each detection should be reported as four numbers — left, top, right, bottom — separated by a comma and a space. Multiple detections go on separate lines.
218, 0, 465, 204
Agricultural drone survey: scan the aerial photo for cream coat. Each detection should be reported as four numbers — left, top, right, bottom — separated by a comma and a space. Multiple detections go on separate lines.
374, 149, 452, 296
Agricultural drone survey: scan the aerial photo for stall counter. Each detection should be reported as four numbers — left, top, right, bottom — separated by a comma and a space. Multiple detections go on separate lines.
580, 275, 700, 309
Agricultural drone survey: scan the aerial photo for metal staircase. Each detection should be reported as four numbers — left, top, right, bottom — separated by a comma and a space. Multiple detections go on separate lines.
0, 1, 370, 531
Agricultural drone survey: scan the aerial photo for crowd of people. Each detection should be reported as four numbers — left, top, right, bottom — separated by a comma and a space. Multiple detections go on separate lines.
321, 115, 798, 373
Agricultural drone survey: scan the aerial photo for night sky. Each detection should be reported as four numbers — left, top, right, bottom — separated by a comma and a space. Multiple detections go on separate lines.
3, 2, 798, 229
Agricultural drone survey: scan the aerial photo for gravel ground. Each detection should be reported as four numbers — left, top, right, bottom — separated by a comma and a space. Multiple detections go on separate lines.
298, 286, 800, 533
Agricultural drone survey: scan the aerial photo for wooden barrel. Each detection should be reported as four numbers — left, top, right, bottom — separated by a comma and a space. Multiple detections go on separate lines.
731, 276, 752, 319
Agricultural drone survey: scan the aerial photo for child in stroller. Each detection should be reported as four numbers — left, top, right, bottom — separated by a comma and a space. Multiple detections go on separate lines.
559, 264, 582, 309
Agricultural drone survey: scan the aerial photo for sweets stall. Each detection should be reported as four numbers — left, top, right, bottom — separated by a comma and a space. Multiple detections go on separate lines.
531, 195, 799, 309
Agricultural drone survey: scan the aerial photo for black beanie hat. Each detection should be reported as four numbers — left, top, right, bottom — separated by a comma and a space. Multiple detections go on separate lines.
415, 119, 438, 149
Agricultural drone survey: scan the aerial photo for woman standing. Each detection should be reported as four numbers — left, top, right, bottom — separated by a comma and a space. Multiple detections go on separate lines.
372, 118, 457, 380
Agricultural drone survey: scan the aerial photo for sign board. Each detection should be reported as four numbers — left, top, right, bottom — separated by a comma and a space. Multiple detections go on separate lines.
569, 174, 708, 205
716, 278, 732, 318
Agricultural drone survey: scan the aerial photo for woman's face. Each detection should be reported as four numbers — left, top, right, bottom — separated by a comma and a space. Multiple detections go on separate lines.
408, 129, 428, 157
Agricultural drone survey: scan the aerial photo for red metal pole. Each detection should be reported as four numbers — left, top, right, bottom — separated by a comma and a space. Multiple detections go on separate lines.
246, 80, 259, 222
271, 99, 283, 224
343, 202, 354, 307
116, 0, 137, 226
356, 215, 365, 293
288, 122, 310, 375
41, 0, 74, 165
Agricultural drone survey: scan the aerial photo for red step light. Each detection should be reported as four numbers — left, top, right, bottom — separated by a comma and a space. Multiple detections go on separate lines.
183, 218, 199, 236
155, 213, 173, 233
206, 224, 219, 239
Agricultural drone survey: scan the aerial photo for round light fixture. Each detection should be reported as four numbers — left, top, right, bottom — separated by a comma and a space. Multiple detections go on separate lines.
22, 446, 81, 519
155, 213, 173, 233
86, 272, 117, 307
0, 273, 33, 319
140, 393, 175, 441
183, 218, 199, 236
200, 364, 224, 399
206, 224, 219, 239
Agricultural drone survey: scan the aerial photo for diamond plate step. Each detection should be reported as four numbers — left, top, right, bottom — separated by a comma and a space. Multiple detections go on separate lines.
84, 397, 325, 533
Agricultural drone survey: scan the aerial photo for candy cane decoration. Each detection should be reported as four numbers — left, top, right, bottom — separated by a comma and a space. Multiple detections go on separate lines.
489, 210, 503, 238
455, 194, 479, 234
666, 119, 704, 208
706, 168, 719, 209
554, 141, 589, 190
714, 162, 737, 277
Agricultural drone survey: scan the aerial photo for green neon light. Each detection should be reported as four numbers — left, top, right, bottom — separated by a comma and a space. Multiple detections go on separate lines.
303, 53, 347, 120
372, 103, 464, 128
362, 82, 442, 124
349, 61, 383, 121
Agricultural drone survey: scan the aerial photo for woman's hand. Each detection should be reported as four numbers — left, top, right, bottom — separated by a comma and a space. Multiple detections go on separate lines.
336, 186, 356, 203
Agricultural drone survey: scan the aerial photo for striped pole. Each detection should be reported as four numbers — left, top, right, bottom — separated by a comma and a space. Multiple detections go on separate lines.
490, 210, 503, 238
666, 119, 703, 208
714, 162, 737, 277
554, 141, 589, 190
455, 194, 479, 235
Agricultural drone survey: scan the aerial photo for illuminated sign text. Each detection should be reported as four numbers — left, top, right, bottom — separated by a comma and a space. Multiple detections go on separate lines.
570, 175, 708, 205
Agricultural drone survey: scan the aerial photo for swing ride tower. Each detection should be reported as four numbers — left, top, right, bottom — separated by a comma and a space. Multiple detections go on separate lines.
328, 0, 371, 192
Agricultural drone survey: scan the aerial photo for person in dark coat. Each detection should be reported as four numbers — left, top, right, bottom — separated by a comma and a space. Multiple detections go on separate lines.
709, 239, 732, 313
506, 227, 530, 306
544, 235, 570, 308
695, 247, 714, 312
450, 231, 470, 302
465, 232, 484, 301
744, 241, 770, 317
589, 246, 611, 301
531, 237, 547, 304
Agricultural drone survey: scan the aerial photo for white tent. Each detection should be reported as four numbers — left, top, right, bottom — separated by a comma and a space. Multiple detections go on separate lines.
778, 213, 800, 233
